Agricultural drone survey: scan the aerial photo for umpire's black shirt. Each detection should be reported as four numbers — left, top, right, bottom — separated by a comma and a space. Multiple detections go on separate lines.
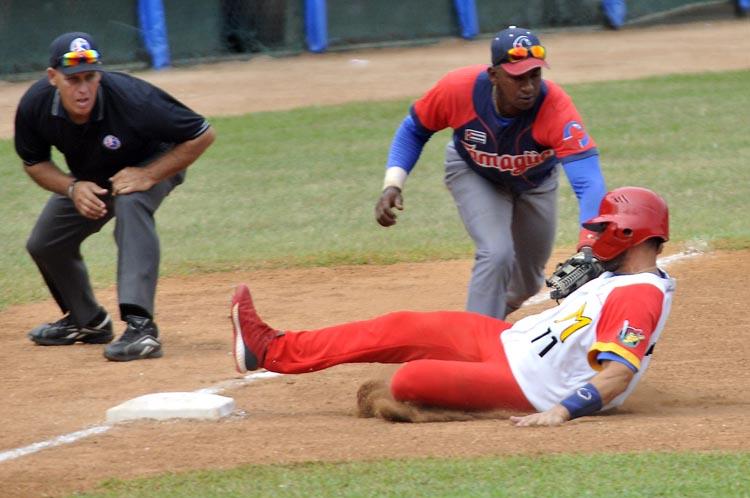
14, 71, 210, 187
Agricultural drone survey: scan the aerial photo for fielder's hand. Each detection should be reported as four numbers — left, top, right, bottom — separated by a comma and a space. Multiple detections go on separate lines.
70, 181, 108, 219
110, 167, 157, 196
375, 186, 404, 227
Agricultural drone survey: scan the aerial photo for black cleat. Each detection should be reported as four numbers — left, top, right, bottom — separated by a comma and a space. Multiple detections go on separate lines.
28, 312, 113, 346
103, 315, 163, 362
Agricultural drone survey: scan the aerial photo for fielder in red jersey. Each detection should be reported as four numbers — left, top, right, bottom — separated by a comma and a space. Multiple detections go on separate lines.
375, 27, 607, 321
411, 65, 597, 189
232, 187, 674, 427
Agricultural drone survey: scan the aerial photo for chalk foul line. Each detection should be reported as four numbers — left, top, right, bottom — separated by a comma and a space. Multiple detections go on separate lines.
0, 371, 277, 464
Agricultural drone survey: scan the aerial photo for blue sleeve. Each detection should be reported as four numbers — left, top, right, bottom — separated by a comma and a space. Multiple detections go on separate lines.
597, 351, 638, 373
385, 115, 434, 174
561, 152, 607, 223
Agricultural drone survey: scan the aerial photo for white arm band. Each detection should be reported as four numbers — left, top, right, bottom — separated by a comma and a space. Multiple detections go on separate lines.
382, 166, 408, 191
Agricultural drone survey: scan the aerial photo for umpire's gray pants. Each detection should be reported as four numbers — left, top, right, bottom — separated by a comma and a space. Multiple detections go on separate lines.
444, 142, 558, 319
26, 172, 184, 326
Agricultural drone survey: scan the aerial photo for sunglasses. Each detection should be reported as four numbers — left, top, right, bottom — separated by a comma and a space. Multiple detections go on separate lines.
58, 49, 101, 68
504, 45, 546, 64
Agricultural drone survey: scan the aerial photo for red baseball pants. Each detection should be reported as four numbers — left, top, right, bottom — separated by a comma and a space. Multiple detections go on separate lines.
264, 310, 534, 412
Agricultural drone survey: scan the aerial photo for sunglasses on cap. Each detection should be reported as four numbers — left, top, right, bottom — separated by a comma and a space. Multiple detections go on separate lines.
503, 45, 546, 64
58, 49, 101, 68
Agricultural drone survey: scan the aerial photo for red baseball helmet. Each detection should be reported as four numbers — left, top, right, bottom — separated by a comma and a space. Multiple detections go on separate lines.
582, 187, 669, 261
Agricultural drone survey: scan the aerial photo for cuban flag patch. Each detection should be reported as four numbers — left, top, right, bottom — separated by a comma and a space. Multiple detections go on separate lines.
464, 129, 487, 145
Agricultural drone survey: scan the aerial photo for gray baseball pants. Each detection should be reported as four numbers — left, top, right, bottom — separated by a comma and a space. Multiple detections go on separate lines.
443, 141, 558, 319
26, 172, 185, 326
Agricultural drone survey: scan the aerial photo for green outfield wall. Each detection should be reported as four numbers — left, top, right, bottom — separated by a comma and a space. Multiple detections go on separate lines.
0, 0, 729, 78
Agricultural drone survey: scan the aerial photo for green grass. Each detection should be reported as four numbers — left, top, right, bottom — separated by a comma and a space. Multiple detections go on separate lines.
4, 69, 749, 497
72, 452, 750, 497
2, 70, 749, 311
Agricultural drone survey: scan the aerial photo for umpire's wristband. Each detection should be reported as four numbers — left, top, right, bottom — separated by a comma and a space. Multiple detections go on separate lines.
67, 179, 78, 199
559, 383, 603, 419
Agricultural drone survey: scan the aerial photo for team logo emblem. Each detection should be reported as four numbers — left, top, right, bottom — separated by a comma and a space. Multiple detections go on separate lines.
69, 38, 91, 52
513, 35, 533, 48
563, 121, 590, 148
102, 135, 122, 150
464, 129, 487, 144
618, 321, 645, 347
576, 386, 594, 400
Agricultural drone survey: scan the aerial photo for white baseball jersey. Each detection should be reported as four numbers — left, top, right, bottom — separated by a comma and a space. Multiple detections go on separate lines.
501, 270, 675, 411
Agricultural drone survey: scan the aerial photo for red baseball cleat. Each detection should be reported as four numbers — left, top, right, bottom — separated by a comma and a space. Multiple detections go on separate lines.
231, 284, 280, 373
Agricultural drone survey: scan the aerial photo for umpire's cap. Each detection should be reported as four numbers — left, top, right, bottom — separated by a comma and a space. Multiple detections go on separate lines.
49, 32, 103, 75
583, 187, 669, 261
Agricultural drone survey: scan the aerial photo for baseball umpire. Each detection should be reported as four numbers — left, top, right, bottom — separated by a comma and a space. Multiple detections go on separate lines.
233, 187, 673, 426
14, 32, 215, 361
375, 26, 607, 320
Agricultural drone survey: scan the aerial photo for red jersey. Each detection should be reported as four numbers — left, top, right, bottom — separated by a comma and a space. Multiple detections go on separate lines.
411, 65, 598, 192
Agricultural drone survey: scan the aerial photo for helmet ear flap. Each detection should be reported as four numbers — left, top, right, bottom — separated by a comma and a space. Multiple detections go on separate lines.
589, 221, 627, 261
583, 187, 669, 261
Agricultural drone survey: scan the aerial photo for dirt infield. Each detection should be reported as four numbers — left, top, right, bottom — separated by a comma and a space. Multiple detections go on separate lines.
1, 19, 750, 498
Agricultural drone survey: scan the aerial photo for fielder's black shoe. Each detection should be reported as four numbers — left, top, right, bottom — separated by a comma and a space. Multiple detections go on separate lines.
103, 315, 163, 362
28, 310, 113, 346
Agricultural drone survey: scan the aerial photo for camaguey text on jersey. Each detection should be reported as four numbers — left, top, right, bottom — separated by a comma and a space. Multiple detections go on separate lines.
460, 141, 555, 176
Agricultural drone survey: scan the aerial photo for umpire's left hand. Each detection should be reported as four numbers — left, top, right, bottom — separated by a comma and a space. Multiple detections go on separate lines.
110, 167, 156, 196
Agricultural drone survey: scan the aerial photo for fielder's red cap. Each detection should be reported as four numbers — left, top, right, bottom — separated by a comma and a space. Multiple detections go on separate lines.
491, 26, 550, 76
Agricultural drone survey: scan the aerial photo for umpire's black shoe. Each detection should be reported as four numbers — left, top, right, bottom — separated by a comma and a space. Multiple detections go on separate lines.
103, 315, 163, 362
28, 311, 114, 346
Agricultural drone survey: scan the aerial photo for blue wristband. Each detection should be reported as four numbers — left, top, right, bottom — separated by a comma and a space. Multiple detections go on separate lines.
560, 383, 603, 419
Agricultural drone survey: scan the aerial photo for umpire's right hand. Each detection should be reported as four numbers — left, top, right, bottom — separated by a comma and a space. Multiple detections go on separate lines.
375, 186, 403, 227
